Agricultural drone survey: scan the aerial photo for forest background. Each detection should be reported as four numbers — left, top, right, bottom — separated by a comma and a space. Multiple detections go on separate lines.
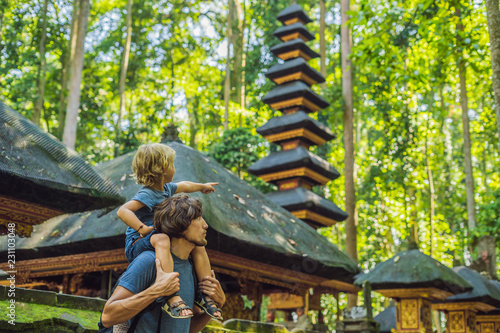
1, 0, 500, 327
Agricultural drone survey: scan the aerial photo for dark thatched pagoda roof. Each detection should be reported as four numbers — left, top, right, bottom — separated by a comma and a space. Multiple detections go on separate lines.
266, 58, 325, 86
270, 39, 319, 60
0, 101, 124, 213
354, 250, 473, 295
262, 81, 330, 112
273, 23, 315, 42
257, 111, 335, 144
444, 267, 500, 307
248, 146, 339, 182
374, 306, 396, 333
277, 4, 312, 25
2, 142, 360, 282
266, 187, 348, 223
478, 307, 500, 316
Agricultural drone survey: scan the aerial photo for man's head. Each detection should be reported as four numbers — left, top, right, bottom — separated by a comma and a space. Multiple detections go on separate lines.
133, 143, 176, 187
296, 307, 305, 316
154, 195, 207, 246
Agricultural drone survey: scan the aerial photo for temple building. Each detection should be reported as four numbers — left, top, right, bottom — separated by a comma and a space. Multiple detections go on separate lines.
0, 101, 124, 237
354, 248, 473, 333
249, 4, 347, 230
0, 140, 359, 321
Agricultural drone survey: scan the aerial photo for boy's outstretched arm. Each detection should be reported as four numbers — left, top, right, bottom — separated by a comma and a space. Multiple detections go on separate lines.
117, 200, 154, 236
175, 181, 219, 194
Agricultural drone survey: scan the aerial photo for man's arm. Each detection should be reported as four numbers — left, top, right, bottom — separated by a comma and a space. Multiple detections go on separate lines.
198, 270, 226, 307
175, 181, 219, 194
101, 259, 179, 327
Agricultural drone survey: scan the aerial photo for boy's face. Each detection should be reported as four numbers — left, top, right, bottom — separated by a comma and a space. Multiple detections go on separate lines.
163, 165, 175, 183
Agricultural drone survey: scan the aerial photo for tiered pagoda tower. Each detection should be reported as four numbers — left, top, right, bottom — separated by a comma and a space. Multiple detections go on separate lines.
249, 4, 347, 229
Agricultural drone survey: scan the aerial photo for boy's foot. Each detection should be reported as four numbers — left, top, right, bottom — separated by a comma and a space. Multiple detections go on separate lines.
197, 294, 223, 321
162, 295, 193, 318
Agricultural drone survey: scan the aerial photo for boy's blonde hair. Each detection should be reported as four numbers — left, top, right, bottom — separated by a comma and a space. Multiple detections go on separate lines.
132, 143, 176, 187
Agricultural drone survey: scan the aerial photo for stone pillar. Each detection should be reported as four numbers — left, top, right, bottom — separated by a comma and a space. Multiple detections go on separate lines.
476, 312, 500, 333
376, 288, 451, 333
433, 303, 495, 333
396, 298, 432, 333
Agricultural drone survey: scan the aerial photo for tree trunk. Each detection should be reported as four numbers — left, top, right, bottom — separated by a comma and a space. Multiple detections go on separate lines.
33, 0, 49, 126
114, 0, 133, 157
62, 0, 90, 149
239, 0, 246, 128
455, 5, 477, 231
232, 0, 243, 106
476, 235, 498, 279
188, 97, 199, 149
319, 0, 326, 90
0, 2, 5, 71
223, 0, 232, 130
485, 0, 500, 151
58, 0, 80, 138
408, 186, 419, 246
341, 0, 357, 309
425, 116, 435, 257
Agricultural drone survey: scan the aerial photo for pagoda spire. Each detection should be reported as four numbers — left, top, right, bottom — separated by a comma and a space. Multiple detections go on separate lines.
249, 4, 347, 229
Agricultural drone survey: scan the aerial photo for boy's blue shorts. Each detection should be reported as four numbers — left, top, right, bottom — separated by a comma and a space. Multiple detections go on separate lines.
124, 230, 156, 263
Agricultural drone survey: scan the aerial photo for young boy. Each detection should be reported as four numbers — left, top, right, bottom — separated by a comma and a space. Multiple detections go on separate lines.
117, 143, 222, 320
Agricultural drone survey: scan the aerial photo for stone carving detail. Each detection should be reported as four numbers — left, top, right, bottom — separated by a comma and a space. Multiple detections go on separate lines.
480, 323, 495, 333
223, 293, 260, 322
344, 306, 367, 320
467, 311, 477, 333
401, 299, 419, 329
421, 299, 432, 331
450, 311, 466, 333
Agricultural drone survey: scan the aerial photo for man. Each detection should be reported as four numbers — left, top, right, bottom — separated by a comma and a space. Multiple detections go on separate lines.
101, 195, 225, 333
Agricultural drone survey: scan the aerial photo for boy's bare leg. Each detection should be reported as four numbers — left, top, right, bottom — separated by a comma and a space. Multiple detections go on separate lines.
151, 233, 192, 317
192, 246, 222, 318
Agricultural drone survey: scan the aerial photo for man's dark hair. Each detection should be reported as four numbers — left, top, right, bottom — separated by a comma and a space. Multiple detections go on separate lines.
154, 195, 203, 238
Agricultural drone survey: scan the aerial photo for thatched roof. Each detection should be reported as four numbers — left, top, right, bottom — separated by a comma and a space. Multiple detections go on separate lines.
266, 58, 325, 85
262, 81, 330, 112
273, 23, 314, 42
2, 142, 359, 282
277, 4, 312, 25
248, 146, 339, 183
444, 267, 500, 307
266, 187, 348, 223
257, 111, 335, 144
354, 250, 472, 294
270, 39, 319, 60
0, 101, 124, 213
374, 306, 396, 333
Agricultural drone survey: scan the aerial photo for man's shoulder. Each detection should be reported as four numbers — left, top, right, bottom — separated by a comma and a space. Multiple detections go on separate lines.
118, 251, 156, 294
126, 251, 156, 272
135, 250, 156, 262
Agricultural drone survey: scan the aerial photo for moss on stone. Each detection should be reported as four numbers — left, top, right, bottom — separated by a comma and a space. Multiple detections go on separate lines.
0, 300, 100, 330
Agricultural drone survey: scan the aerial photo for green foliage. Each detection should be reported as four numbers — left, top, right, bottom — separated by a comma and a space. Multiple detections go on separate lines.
475, 189, 500, 242
1, 0, 499, 313
208, 127, 274, 193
